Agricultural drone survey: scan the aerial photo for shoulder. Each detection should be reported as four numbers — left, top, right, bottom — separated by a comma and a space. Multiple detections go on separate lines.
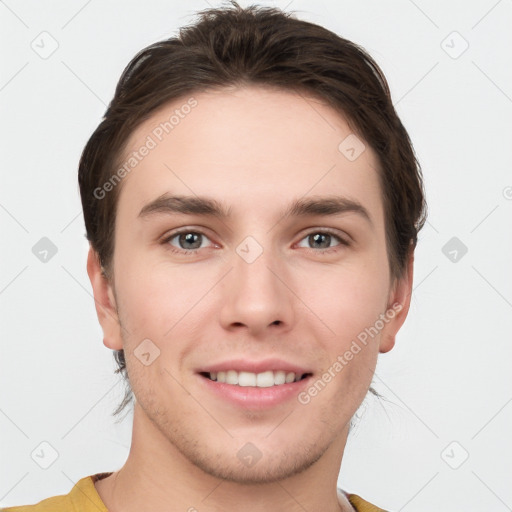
1, 473, 111, 512
1, 493, 70, 512
341, 490, 391, 512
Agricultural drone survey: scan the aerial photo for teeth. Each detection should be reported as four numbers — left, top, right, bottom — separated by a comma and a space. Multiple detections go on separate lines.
285, 372, 295, 383
239, 371, 256, 386
226, 370, 238, 385
209, 370, 306, 387
256, 371, 274, 387
274, 371, 286, 385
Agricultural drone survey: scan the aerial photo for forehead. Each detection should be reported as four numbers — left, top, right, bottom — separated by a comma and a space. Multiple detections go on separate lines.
116, 85, 383, 224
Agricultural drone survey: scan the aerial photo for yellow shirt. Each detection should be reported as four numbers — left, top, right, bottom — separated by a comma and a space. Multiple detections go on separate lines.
1, 472, 388, 511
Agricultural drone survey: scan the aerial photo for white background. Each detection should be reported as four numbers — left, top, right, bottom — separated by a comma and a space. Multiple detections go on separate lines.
1, 1, 511, 511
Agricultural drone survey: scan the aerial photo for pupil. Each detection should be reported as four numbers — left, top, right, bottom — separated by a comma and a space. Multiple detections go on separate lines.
180, 233, 201, 249
311, 233, 330, 248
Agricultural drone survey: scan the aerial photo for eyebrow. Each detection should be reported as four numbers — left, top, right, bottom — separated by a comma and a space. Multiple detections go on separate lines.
138, 193, 372, 225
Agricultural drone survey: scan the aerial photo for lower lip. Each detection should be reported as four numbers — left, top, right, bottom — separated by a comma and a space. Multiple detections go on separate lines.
197, 373, 312, 410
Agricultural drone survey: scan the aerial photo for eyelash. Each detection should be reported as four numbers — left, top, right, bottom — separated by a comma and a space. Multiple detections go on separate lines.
160, 228, 350, 256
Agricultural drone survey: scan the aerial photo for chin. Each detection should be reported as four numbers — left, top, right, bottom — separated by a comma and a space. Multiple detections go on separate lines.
188, 445, 326, 485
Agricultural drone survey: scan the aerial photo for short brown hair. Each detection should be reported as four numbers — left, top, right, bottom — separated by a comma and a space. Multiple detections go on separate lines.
78, 1, 427, 418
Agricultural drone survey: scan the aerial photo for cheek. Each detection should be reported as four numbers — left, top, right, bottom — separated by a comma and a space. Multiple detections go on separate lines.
113, 256, 214, 346
306, 268, 387, 400
304, 260, 390, 335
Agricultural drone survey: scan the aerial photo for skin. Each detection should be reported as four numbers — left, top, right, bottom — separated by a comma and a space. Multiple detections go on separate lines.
88, 85, 413, 512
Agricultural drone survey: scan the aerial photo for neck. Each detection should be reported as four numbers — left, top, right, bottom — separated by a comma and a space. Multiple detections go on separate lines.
95, 403, 354, 512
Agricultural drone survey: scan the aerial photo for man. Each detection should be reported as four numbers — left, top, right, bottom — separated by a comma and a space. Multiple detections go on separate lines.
3, 2, 425, 511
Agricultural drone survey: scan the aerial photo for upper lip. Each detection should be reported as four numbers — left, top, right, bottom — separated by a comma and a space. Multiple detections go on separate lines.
196, 358, 312, 375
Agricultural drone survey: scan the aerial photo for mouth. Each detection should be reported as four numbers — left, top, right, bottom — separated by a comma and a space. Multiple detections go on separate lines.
199, 370, 312, 387
195, 358, 314, 409
196, 368, 313, 410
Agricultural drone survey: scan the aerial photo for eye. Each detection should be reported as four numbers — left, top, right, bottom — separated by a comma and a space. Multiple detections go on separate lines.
162, 229, 215, 255
161, 228, 349, 256
296, 230, 349, 254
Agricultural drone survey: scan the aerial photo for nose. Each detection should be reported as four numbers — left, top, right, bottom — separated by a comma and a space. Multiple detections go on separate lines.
218, 241, 295, 337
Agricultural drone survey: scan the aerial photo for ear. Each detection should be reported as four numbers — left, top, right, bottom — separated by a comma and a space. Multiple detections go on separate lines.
379, 248, 414, 354
86, 245, 123, 350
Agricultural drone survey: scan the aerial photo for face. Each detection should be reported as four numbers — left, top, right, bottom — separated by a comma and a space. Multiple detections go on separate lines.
89, 85, 412, 483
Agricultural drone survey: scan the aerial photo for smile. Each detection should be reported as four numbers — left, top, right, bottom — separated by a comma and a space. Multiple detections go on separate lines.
202, 370, 311, 387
